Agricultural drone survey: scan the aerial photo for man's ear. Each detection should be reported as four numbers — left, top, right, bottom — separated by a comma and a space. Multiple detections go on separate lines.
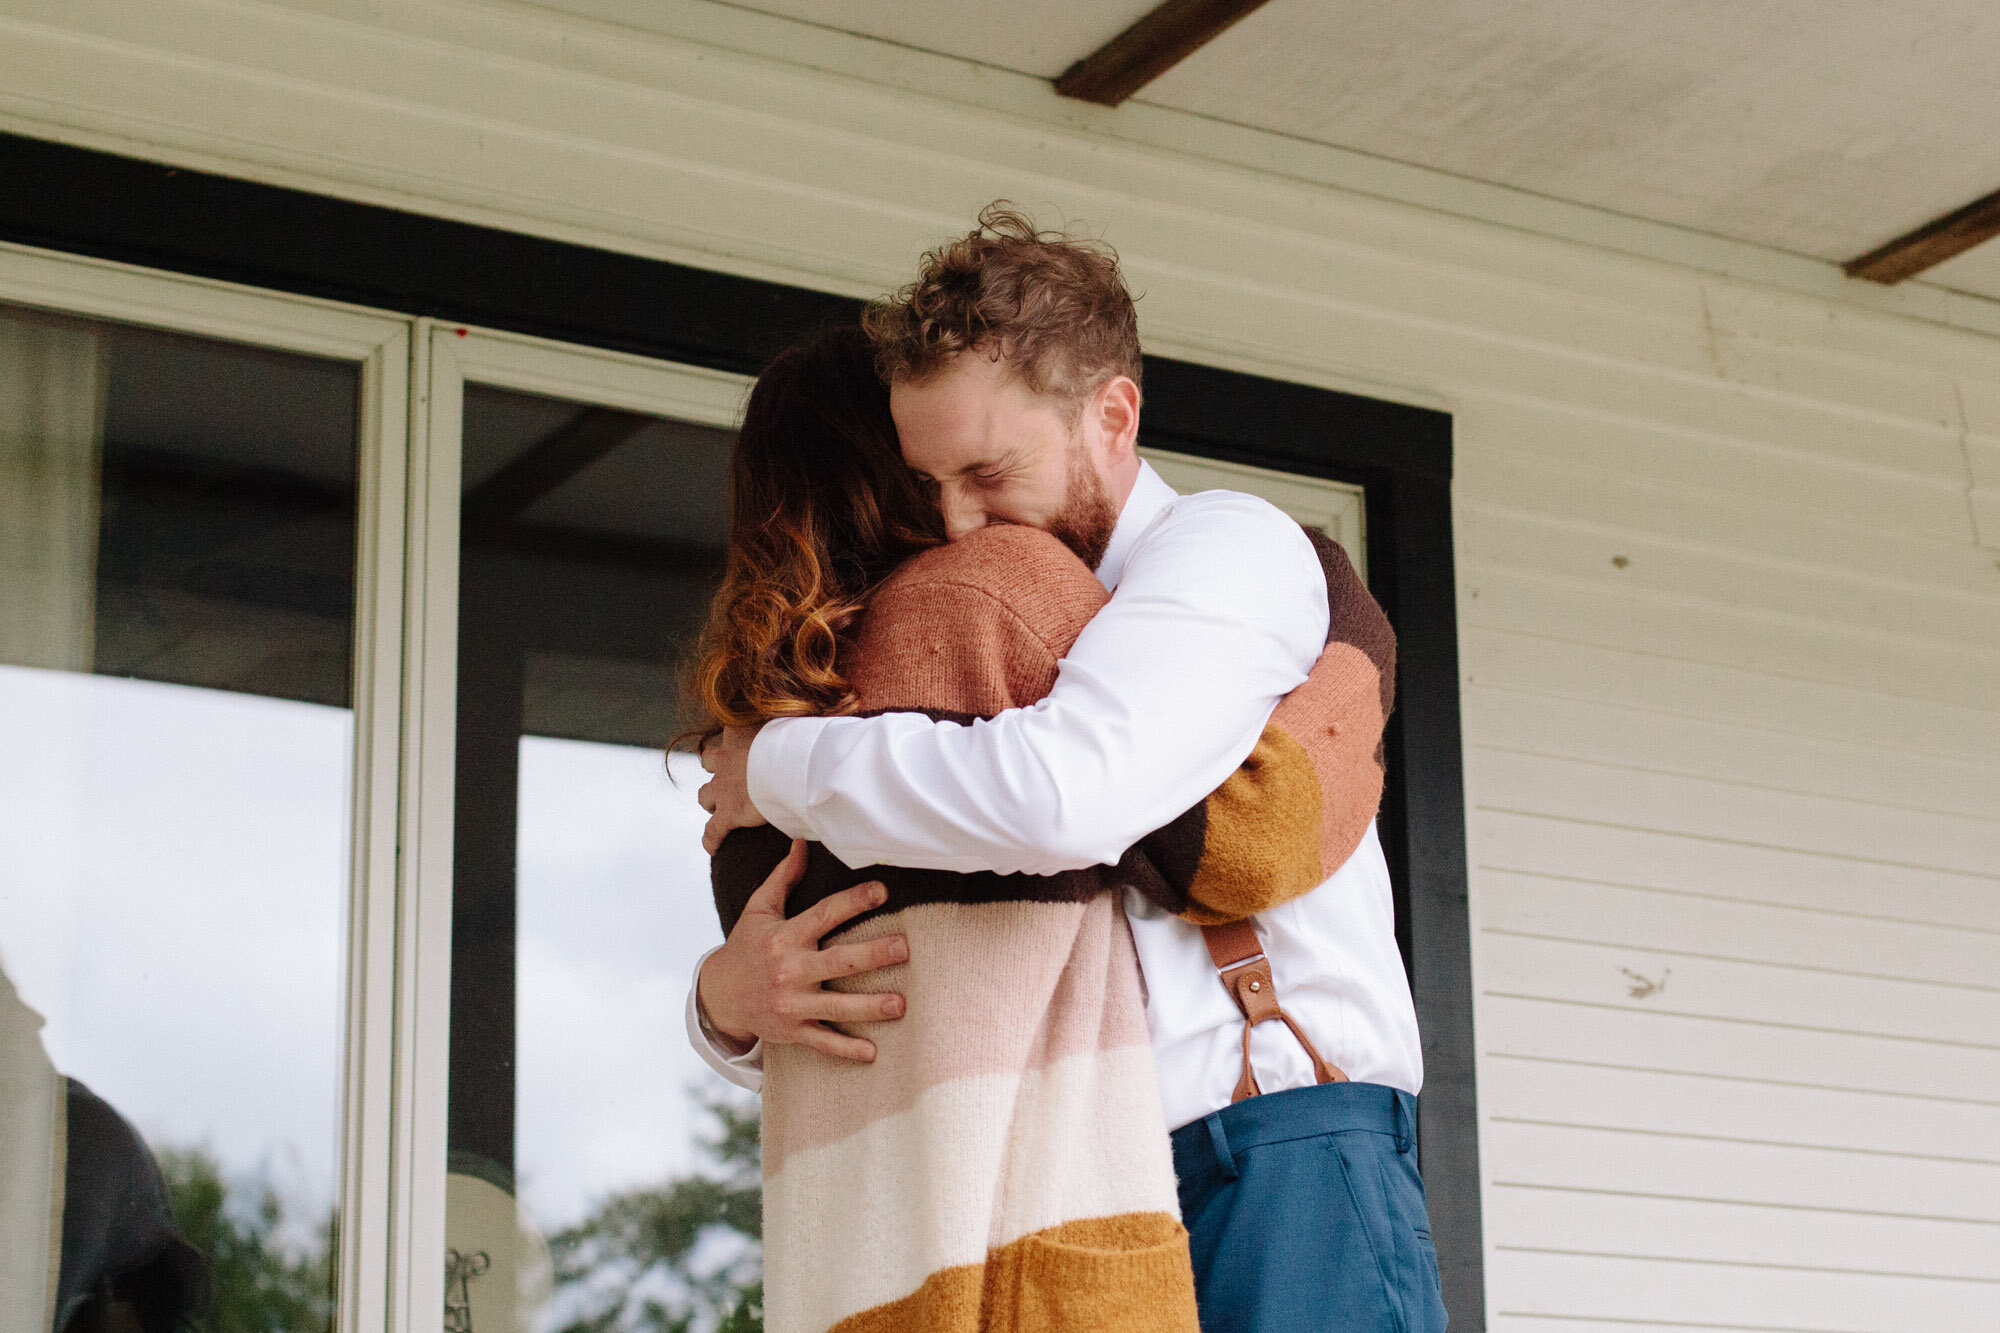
1092, 375, 1142, 462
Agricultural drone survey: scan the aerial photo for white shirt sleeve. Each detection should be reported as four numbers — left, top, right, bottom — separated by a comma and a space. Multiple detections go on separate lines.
684, 946, 764, 1093
746, 492, 1330, 875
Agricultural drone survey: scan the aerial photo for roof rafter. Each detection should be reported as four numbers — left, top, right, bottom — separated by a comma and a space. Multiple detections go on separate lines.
1845, 186, 2000, 284
462, 407, 652, 538
1055, 0, 1274, 108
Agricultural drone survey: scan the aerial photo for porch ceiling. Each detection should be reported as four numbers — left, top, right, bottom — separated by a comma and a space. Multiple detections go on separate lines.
715, 0, 2000, 302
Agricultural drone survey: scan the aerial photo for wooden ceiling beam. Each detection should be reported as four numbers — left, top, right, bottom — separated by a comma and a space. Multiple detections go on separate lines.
1055, 0, 1274, 108
462, 407, 652, 536
1845, 186, 2000, 284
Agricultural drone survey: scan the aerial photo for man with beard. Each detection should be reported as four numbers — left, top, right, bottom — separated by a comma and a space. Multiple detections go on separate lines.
691, 204, 1445, 1333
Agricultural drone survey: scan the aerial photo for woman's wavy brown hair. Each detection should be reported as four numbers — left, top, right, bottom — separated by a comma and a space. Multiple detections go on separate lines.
680, 325, 944, 743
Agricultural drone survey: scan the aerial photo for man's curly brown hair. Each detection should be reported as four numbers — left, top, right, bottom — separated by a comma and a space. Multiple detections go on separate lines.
862, 202, 1141, 415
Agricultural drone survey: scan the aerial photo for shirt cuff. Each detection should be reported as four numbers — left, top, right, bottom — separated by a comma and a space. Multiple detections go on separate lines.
746, 715, 829, 840
685, 946, 764, 1093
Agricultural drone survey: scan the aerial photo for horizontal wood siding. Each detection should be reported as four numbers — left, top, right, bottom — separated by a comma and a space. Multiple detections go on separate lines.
1458, 346, 2000, 1328
0, 2, 1995, 1327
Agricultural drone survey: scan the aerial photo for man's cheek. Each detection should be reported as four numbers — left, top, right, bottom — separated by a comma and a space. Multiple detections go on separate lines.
994, 485, 1054, 529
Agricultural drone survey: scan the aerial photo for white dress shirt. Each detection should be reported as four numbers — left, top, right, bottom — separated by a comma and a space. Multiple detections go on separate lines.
687, 462, 1424, 1130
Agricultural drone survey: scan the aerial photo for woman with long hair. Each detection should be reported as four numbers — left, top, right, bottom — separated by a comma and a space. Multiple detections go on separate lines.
685, 324, 1200, 1333
686, 324, 946, 736
685, 325, 1381, 1333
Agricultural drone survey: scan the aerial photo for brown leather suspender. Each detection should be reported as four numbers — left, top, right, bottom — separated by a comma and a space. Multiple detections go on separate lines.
1201, 918, 1347, 1103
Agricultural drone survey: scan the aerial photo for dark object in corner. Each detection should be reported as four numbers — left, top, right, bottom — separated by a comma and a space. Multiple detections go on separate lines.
56, 1079, 209, 1333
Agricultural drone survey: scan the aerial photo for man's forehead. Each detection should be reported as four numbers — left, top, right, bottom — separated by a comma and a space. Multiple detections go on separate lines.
894, 371, 1056, 468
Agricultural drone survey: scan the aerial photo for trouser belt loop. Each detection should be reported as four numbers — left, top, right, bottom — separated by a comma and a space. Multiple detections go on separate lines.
1394, 1092, 1413, 1155
1203, 1111, 1238, 1181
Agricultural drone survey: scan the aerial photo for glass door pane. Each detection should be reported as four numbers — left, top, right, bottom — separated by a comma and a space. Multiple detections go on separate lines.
443, 381, 750, 1333
0, 302, 360, 1333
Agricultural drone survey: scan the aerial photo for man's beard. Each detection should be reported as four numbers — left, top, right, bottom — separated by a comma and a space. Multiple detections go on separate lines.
1046, 445, 1119, 570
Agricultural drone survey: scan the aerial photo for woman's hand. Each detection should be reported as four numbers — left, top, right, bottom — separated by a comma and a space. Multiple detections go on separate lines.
698, 725, 769, 854
696, 838, 910, 1062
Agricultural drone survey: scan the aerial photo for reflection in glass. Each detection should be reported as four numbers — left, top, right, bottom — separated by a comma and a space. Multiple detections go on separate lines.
446, 385, 753, 1333
0, 304, 358, 1330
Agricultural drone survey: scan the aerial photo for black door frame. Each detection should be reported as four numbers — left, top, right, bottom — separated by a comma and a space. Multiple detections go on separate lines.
0, 131, 1484, 1327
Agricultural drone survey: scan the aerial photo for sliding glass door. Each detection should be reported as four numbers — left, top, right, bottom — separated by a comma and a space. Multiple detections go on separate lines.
0, 248, 408, 1333
410, 329, 758, 1333
0, 261, 767, 1333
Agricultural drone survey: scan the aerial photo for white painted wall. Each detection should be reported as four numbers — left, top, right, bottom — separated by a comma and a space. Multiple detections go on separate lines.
1, 1, 1995, 1328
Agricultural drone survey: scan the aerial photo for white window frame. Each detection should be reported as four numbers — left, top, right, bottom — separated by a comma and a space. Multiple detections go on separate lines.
400, 320, 752, 1324
0, 241, 410, 1333
1143, 446, 1368, 578
0, 248, 758, 1333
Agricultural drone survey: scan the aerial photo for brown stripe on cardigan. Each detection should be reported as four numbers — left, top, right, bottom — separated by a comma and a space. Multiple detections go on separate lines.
712, 818, 1103, 938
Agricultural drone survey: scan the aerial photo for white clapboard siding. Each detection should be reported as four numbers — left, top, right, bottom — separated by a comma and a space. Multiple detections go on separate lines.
1486, 1185, 2000, 1286
1456, 262, 2000, 1326
1480, 869, 2000, 989
1478, 994, 2000, 1107
1462, 632, 2000, 773
1472, 751, 1995, 877
1465, 688, 2000, 821
1463, 400, 1979, 544
1458, 443, 2000, 597
1482, 1058, 2000, 1169
1479, 935, 1997, 1050
2, 3, 1998, 1328
1464, 568, 1998, 713
1460, 507, 2000, 653
1486, 1120, 2000, 1230
1476, 811, 2000, 933
1491, 1248, 1996, 1333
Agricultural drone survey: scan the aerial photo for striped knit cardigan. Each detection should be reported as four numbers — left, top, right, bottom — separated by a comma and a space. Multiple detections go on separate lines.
711, 519, 1395, 1333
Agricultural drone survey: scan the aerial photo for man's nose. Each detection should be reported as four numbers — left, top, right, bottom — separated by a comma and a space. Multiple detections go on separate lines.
940, 488, 987, 541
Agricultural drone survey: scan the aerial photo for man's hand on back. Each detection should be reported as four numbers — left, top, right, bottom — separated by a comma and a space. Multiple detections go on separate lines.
699, 725, 769, 854
696, 837, 909, 1063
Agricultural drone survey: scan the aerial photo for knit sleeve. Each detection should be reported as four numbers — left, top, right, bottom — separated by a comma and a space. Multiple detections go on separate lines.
1123, 530, 1396, 924
845, 525, 1108, 718
710, 526, 1108, 936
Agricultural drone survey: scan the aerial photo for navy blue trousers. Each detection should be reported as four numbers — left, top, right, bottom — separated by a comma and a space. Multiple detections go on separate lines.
1171, 1082, 1447, 1333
